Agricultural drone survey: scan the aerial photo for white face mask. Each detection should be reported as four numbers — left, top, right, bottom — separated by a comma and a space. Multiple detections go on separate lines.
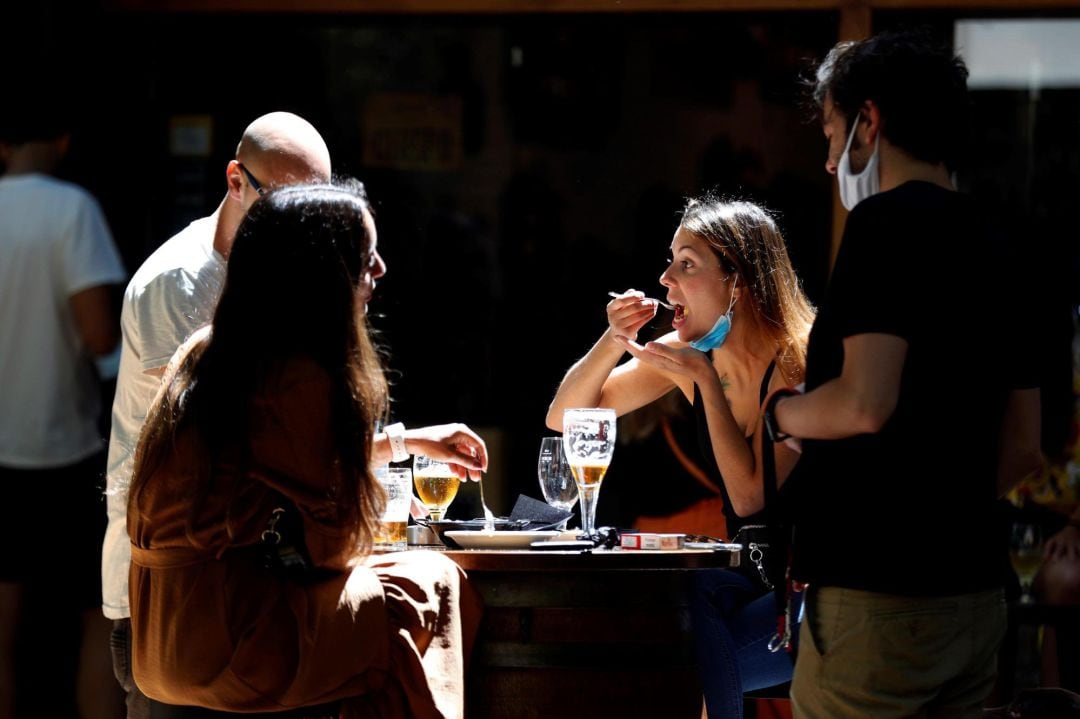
837, 117, 880, 211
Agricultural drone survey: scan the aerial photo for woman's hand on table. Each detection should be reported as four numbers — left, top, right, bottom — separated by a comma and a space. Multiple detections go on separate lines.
606, 290, 659, 344
405, 423, 489, 482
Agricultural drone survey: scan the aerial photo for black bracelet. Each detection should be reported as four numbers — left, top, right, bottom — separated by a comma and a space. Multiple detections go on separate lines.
763, 388, 800, 443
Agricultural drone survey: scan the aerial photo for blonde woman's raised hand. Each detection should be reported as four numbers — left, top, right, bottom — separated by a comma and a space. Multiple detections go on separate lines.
611, 334, 713, 386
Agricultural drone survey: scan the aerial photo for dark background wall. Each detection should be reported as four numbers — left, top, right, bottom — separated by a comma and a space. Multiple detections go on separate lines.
4, 5, 1079, 715
5, 3, 841, 512
4, 2, 1077, 511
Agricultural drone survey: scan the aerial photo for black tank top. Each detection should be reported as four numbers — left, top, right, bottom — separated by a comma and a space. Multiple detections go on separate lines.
692, 357, 777, 537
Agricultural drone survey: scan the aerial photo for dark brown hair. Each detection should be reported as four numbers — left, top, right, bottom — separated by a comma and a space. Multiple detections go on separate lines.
130, 182, 389, 553
809, 30, 969, 168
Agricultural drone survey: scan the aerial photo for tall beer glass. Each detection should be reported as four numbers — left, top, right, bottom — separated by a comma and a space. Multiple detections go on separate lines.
561, 408, 616, 536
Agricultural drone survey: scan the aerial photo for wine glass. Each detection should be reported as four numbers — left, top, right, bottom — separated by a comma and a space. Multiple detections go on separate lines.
413, 455, 461, 522
1010, 522, 1044, 604
561, 408, 616, 536
537, 437, 578, 526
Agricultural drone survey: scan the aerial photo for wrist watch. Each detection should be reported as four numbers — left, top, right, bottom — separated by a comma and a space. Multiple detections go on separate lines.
384, 422, 410, 463
763, 389, 799, 443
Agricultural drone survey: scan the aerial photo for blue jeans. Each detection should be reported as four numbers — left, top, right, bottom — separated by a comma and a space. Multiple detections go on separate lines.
691, 569, 802, 718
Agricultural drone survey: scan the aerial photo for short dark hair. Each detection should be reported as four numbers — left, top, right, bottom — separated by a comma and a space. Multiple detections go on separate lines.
810, 30, 970, 168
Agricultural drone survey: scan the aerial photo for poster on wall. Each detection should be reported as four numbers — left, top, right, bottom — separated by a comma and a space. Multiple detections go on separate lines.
363, 93, 464, 172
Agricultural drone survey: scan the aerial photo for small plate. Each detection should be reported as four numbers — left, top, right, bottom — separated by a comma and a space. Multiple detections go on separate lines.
418, 518, 523, 547
445, 530, 560, 549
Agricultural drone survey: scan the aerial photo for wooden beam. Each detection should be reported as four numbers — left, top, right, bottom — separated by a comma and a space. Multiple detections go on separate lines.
101, 0, 1080, 12
840, 3, 872, 43
871, 0, 1080, 6
104, 0, 838, 12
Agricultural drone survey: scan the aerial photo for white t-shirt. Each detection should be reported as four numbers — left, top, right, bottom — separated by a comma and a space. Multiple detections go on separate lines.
0, 174, 125, 467
102, 215, 225, 619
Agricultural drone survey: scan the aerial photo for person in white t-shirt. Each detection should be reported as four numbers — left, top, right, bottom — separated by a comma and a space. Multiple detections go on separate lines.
102, 112, 333, 719
0, 112, 127, 719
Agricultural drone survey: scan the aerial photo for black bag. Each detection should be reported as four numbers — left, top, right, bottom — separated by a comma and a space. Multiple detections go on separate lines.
761, 399, 796, 654
260, 503, 317, 582
731, 523, 776, 591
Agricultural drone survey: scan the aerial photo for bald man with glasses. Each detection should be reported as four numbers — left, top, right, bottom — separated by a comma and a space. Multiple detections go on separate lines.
102, 112, 331, 719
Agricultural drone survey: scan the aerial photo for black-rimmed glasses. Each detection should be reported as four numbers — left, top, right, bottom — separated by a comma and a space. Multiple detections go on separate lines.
238, 163, 265, 195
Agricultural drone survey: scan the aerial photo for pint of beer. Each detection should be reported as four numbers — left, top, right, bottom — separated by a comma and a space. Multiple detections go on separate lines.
374, 467, 412, 551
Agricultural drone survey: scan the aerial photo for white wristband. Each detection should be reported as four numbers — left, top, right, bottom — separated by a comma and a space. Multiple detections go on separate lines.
384, 422, 410, 463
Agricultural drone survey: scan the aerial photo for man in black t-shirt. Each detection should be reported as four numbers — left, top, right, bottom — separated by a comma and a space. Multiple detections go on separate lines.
764, 31, 1043, 718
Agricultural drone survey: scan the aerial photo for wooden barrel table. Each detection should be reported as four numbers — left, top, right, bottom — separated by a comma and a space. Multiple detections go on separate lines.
445, 548, 739, 719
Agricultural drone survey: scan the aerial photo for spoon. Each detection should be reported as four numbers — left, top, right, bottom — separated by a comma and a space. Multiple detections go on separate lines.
466, 443, 496, 532
478, 477, 496, 532
607, 291, 676, 311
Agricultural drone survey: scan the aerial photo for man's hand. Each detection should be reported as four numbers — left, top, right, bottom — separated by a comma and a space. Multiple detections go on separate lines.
1045, 524, 1080, 562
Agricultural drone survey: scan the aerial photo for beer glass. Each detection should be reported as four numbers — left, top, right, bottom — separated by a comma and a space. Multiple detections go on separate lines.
537, 437, 578, 523
374, 467, 412, 551
413, 455, 460, 521
561, 408, 616, 536
1010, 522, 1044, 604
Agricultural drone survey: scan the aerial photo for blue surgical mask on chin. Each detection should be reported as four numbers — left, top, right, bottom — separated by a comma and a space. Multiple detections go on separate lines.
689, 277, 738, 352
837, 117, 880, 211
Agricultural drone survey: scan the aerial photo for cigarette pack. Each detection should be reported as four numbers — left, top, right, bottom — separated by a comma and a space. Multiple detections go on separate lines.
620, 533, 686, 550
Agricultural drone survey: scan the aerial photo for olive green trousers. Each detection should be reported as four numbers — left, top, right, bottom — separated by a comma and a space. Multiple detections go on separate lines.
792, 586, 1006, 719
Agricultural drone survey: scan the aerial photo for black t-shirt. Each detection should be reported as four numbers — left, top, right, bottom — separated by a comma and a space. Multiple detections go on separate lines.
790, 181, 1038, 596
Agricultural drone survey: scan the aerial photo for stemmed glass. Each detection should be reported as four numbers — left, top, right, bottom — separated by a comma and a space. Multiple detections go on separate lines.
1010, 522, 1044, 604
537, 437, 579, 527
561, 408, 616, 536
413, 455, 460, 522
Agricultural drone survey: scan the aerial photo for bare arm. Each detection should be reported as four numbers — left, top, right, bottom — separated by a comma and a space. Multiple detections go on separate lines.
545, 329, 678, 431
546, 291, 676, 431
69, 285, 119, 356
773, 333, 908, 440
370, 423, 489, 481
996, 388, 1042, 497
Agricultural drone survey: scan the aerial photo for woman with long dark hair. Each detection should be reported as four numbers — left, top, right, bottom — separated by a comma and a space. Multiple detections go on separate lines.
547, 195, 814, 718
128, 183, 484, 718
